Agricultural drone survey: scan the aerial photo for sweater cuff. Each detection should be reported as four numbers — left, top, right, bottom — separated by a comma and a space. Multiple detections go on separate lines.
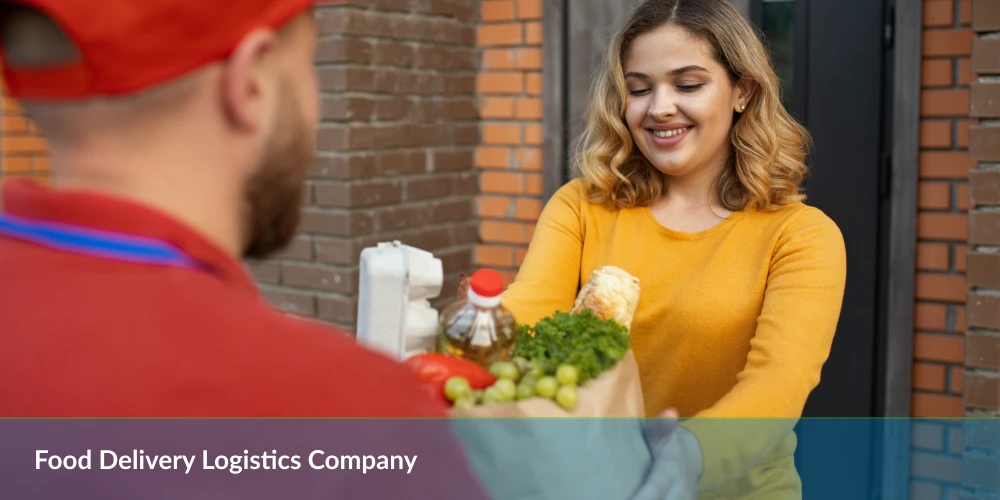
680, 417, 798, 493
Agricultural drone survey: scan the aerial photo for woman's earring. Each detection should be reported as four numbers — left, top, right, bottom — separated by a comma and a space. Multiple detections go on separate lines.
741, 104, 746, 111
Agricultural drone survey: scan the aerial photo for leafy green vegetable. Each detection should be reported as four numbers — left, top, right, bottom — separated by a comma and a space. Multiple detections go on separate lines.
512, 309, 631, 384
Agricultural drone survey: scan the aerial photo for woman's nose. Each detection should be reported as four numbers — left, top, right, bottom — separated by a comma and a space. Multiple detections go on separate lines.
646, 90, 677, 120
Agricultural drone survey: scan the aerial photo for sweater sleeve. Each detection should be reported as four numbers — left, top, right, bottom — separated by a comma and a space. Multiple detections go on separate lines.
682, 206, 848, 492
501, 180, 587, 326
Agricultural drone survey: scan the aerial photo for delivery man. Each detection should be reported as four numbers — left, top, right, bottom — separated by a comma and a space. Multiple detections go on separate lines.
0, 0, 489, 498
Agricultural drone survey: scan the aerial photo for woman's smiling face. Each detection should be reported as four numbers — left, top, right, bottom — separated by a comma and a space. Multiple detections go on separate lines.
623, 24, 750, 181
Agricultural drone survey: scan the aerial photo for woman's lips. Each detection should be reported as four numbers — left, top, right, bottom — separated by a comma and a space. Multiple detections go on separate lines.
646, 126, 692, 147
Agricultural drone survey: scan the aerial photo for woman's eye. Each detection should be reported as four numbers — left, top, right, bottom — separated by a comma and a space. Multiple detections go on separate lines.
677, 84, 705, 93
627, 88, 651, 96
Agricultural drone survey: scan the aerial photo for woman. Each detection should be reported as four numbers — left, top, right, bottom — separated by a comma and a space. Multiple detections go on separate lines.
500, 0, 847, 498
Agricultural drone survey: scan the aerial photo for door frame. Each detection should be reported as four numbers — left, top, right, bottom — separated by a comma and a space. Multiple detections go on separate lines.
540, 0, 922, 498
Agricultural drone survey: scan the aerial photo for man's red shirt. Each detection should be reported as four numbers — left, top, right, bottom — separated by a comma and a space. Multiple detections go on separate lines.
0, 178, 447, 419
0, 181, 493, 499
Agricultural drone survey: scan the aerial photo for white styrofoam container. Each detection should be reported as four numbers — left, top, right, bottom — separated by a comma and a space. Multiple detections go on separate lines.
356, 241, 443, 361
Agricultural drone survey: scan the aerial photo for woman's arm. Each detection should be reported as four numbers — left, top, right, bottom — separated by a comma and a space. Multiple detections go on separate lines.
682, 206, 848, 491
501, 180, 588, 326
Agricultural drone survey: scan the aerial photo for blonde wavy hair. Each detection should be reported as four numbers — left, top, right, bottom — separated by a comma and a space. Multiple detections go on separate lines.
575, 0, 811, 212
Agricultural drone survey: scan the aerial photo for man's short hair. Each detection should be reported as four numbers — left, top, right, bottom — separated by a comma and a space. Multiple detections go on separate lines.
0, 3, 79, 67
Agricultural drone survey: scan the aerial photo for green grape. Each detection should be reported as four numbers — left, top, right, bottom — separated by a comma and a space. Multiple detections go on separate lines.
453, 396, 477, 409
556, 365, 579, 387
516, 383, 535, 400
481, 387, 505, 405
493, 379, 517, 401
556, 385, 578, 410
444, 376, 471, 401
490, 361, 520, 382
535, 376, 558, 399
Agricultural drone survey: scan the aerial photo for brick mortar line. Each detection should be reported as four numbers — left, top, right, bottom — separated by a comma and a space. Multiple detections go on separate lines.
316, 118, 478, 128
316, 91, 480, 99
318, 119, 482, 126
314, 65, 480, 76
318, 33, 481, 45
362, 222, 481, 238
312, 147, 480, 155
316, 6, 483, 25
916, 207, 971, 214
920, 25, 974, 31
301, 198, 479, 214
310, 150, 478, 159
313, 203, 481, 212
258, 284, 355, 301
316, 71, 482, 81
320, 92, 480, 100
911, 389, 961, 396
313, 147, 476, 156
965, 367, 1000, 377
921, 82, 971, 90
967, 328, 1000, 336
301, 206, 481, 216
914, 328, 966, 336
309, 186, 480, 197
313, 60, 480, 71
311, 193, 480, 205
308, 172, 480, 181
916, 360, 972, 367
298, 224, 481, 241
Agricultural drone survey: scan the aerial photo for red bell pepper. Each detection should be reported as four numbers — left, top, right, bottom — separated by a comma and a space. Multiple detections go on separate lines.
403, 354, 496, 406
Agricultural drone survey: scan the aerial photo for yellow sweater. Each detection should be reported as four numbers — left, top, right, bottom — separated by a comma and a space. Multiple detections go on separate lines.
501, 179, 847, 498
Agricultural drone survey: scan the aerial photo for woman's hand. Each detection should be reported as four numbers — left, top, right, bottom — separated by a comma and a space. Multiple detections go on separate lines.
630, 408, 703, 500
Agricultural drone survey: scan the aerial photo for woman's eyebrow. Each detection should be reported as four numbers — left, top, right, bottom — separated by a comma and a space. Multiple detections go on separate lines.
624, 65, 710, 80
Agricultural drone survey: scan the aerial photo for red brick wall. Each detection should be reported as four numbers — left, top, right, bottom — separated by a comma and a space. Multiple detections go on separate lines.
473, 0, 544, 286
962, 1, 1000, 493
908, 1, 973, 497
0, 84, 51, 190
912, 0, 974, 418
250, 1, 482, 328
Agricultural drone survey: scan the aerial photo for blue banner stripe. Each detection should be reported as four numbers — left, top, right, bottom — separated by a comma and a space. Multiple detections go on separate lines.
0, 213, 199, 269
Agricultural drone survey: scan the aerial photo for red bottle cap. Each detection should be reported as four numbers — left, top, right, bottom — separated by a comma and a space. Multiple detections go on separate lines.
469, 269, 504, 298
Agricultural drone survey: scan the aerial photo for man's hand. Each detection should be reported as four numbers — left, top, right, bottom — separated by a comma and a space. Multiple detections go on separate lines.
630, 408, 704, 500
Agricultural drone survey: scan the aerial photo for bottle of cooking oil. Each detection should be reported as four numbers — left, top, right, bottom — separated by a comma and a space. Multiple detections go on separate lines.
437, 269, 518, 368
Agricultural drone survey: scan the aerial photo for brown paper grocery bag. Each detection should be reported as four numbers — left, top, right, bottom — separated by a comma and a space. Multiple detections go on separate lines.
449, 350, 645, 418
446, 351, 651, 500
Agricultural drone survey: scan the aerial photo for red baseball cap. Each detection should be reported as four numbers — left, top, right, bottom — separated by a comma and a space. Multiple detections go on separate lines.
0, 0, 341, 100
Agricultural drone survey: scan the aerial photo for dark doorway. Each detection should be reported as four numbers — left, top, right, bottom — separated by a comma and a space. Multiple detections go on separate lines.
749, 0, 894, 498
750, 0, 891, 420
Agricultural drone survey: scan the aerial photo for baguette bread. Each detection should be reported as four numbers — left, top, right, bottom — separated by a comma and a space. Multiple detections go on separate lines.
571, 266, 641, 329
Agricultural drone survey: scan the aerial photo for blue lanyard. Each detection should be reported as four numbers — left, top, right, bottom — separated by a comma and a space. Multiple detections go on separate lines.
0, 213, 202, 270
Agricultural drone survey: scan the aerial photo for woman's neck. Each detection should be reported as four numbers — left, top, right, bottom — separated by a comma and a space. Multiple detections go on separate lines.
650, 162, 732, 232
659, 159, 726, 209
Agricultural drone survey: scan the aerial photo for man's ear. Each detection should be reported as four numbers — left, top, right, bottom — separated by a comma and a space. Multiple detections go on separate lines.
735, 77, 758, 112
221, 29, 279, 133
